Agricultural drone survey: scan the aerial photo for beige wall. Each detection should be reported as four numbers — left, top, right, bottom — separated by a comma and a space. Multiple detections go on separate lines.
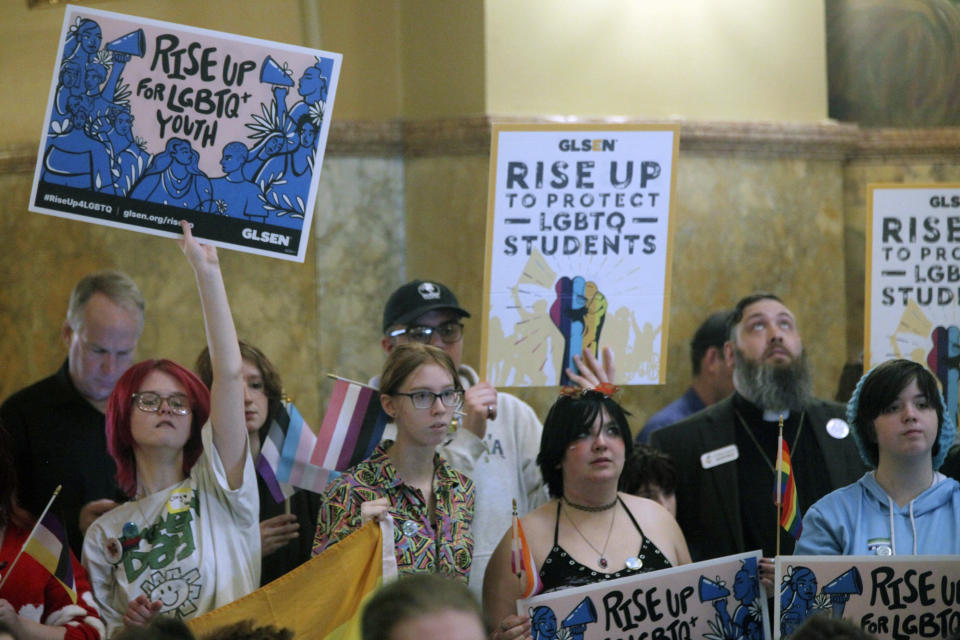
3, 2, 957, 439
484, 0, 829, 121
0, 0, 403, 148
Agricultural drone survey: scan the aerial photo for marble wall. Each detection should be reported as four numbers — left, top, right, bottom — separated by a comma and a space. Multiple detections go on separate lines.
3, 120, 959, 437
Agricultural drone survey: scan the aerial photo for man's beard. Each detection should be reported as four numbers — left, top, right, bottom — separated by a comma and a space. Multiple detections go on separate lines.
733, 347, 812, 413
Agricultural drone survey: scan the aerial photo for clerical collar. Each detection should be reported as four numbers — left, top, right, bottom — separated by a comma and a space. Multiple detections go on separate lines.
763, 409, 790, 422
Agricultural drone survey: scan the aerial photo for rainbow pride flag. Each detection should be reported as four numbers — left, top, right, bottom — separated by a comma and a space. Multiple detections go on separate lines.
23, 512, 76, 603
310, 379, 387, 472
774, 437, 802, 539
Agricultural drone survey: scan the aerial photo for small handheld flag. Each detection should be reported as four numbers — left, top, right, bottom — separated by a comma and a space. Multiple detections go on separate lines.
511, 499, 542, 599
311, 376, 388, 472
258, 401, 332, 500
774, 418, 802, 544
0, 485, 76, 602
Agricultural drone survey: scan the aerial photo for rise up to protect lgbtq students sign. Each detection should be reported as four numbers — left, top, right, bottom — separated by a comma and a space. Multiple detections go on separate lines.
481, 124, 679, 387
29, 4, 341, 262
866, 184, 960, 428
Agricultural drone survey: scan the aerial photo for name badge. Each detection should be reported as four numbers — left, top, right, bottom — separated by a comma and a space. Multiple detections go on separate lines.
701, 444, 739, 469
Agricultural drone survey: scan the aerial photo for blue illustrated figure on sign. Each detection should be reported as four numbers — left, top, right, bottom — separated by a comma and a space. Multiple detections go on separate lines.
268, 55, 329, 151
530, 606, 556, 640
780, 566, 817, 627
699, 559, 763, 640
42, 95, 116, 193
254, 114, 317, 227
54, 60, 84, 127
44, 17, 147, 199
102, 107, 150, 196
61, 18, 103, 96
211, 141, 268, 221
777, 565, 863, 637
242, 131, 286, 182
129, 138, 213, 211
526, 597, 596, 640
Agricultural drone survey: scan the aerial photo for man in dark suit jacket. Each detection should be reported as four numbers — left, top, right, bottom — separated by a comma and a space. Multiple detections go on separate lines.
652, 293, 866, 563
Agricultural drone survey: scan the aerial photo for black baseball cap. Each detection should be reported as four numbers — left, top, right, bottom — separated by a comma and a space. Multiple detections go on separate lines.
382, 280, 471, 333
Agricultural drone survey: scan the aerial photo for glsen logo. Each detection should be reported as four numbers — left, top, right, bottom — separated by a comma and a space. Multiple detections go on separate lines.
242, 228, 291, 247
558, 138, 616, 152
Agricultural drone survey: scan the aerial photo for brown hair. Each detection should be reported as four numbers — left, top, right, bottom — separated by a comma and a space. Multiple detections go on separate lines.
195, 340, 284, 429
379, 343, 462, 396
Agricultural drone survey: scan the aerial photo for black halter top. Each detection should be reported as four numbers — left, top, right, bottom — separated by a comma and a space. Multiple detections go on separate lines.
538, 497, 672, 592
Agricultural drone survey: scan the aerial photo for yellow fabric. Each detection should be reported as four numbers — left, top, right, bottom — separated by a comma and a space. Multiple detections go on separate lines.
188, 521, 383, 639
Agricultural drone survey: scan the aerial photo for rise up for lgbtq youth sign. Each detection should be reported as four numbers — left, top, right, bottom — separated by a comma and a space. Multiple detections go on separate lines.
30, 4, 341, 262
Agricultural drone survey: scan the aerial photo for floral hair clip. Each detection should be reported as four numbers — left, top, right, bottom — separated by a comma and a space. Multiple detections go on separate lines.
559, 381, 620, 399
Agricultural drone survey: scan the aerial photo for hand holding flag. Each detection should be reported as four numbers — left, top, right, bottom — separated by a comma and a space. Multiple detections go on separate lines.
0, 486, 76, 603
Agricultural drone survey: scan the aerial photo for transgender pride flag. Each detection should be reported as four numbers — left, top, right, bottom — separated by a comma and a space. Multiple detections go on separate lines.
310, 378, 387, 473
258, 401, 334, 501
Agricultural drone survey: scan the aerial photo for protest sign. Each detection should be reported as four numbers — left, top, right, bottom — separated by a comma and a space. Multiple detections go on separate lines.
29, 5, 341, 262
774, 555, 960, 639
518, 551, 768, 640
866, 184, 960, 423
481, 124, 678, 386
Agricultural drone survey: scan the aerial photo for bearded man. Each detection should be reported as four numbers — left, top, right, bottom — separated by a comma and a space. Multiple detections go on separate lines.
651, 293, 866, 562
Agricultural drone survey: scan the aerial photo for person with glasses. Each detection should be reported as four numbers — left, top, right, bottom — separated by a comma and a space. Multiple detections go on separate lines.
483, 382, 691, 639
313, 343, 475, 581
375, 280, 547, 598
82, 222, 259, 635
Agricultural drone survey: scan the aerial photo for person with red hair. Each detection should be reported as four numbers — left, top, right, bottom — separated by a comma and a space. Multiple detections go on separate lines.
82, 222, 259, 635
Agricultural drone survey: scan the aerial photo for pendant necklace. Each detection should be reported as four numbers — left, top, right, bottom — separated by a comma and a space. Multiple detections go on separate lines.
563, 498, 616, 569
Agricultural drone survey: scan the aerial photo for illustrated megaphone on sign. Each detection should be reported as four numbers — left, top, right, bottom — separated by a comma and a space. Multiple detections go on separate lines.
698, 576, 731, 602
260, 55, 294, 87
822, 568, 862, 596
106, 29, 145, 57
562, 597, 597, 627
822, 567, 862, 618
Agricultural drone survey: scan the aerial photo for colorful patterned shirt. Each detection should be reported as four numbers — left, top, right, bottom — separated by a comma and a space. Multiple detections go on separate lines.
312, 441, 475, 581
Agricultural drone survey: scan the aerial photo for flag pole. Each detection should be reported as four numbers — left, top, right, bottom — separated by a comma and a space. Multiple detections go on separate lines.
0, 485, 62, 592
775, 416, 784, 558
325, 373, 379, 391
512, 498, 522, 594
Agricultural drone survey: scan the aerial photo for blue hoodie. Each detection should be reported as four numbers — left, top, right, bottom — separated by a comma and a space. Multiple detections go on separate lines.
794, 471, 960, 556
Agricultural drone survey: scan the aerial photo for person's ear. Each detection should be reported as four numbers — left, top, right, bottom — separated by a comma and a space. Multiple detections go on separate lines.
62, 320, 75, 350
723, 340, 735, 368
380, 393, 397, 419
381, 336, 395, 355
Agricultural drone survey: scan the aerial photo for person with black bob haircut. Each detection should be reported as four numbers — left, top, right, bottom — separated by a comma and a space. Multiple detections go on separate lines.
483, 367, 690, 639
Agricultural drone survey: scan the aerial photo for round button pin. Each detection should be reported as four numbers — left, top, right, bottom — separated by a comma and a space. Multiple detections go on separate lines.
625, 556, 642, 570
401, 520, 419, 537
826, 418, 850, 439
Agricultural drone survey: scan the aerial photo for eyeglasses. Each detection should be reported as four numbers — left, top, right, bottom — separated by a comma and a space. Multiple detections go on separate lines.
131, 392, 191, 415
394, 389, 463, 410
388, 321, 463, 345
